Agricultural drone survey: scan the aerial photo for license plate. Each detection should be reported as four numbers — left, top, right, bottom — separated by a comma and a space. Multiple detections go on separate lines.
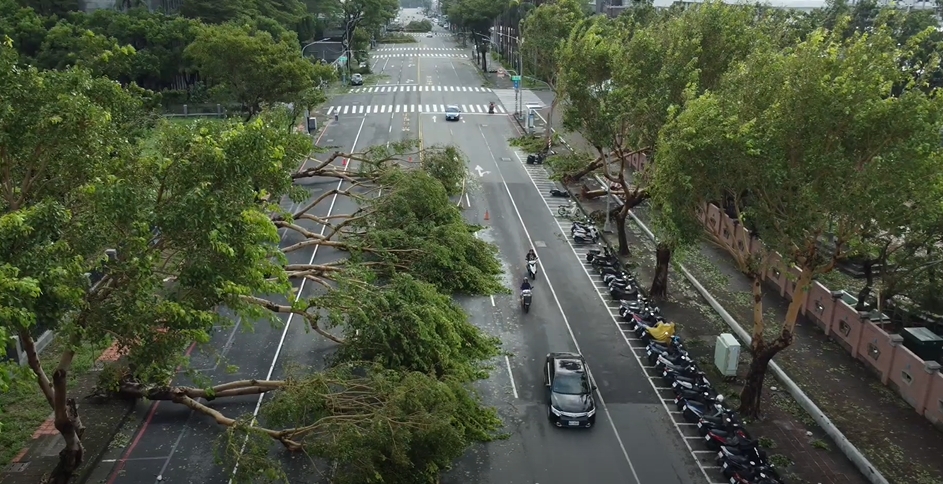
705, 434, 711, 441
567, 421, 579, 426
682, 405, 688, 411
723, 462, 728, 469
717, 451, 723, 458
646, 349, 652, 355
697, 422, 702, 428
729, 478, 736, 484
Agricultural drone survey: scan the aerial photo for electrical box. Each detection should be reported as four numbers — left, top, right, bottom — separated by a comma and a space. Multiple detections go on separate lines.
714, 333, 741, 377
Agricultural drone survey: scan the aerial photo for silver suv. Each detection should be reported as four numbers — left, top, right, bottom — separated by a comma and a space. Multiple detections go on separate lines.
350, 73, 363, 86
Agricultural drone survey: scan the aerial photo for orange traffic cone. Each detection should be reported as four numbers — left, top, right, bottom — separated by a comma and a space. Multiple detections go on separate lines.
484, 210, 490, 221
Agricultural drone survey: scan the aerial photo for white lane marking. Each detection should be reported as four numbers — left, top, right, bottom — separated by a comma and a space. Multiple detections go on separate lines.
504, 355, 519, 399
465, 193, 471, 207
477, 126, 643, 484
513, 149, 717, 484
490, 295, 496, 306
228, 117, 367, 484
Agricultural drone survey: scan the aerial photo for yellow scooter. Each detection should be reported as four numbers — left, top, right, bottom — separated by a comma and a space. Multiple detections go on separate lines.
640, 322, 676, 345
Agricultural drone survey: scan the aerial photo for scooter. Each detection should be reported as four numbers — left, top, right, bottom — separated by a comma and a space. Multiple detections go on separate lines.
655, 350, 691, 370
641, 321, 676, 344
586, 247, 615, 263
674, 387, 720, 411
573, 229, 598, 244
704, 425, 752, 450
488, 103, 495, 114
526, 259, 538, 280
549, 188, 570, 198
669, 372, 712, 391
603, 271, 634, 284
571, 221, 594, 234
520, 289, 532, 313
716, 437, 767, 464
720, 455, 781, 482
526, 152, 545, 165
681, 396, 726, 423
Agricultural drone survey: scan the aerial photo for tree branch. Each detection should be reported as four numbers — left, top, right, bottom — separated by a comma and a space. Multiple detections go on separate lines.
241, 295, 345, 344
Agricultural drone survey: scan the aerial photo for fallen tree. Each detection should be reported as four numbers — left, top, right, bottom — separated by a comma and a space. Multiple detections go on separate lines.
3, 42, 505, 482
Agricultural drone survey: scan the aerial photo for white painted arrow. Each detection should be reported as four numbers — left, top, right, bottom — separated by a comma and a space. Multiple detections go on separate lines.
475, 165, 491, 177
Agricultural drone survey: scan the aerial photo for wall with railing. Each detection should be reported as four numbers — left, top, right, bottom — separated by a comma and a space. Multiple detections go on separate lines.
625, 152, 943, 430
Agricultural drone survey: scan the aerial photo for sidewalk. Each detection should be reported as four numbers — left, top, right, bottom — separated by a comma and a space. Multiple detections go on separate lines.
1, 341, 134, 484
545, 111, 943, 484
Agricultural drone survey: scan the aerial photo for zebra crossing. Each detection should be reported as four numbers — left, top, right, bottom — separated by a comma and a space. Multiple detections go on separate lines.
376, 47, 464, 51
348, 86, 492, 93
373, 53, 465, 58
325, 104, 506, 115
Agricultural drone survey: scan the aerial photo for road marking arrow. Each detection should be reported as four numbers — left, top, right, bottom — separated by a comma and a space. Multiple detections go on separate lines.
474, 165, 491, 177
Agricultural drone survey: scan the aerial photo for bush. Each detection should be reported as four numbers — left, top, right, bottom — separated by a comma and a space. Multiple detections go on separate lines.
380, 33, 418, 43
404, 20, 433, 32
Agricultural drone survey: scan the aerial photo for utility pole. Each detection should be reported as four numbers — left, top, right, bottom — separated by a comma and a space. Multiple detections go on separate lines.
603, 150, 612, 233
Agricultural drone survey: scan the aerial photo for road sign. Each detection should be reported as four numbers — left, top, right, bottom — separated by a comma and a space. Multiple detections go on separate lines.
338, 56, 348, 65
511, 75, 521, 81
513, 79, 520, 90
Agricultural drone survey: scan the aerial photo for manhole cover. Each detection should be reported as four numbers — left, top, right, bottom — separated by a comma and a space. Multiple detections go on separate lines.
7, 463, 29, 472
534, 241, 547, 248
500, 157, 512, 162
326, 139, 334, 143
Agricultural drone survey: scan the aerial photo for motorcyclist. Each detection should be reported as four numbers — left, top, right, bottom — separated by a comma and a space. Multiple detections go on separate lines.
525, 249, 537, 261
489, 102, 495, 114
520, 278, 532, 293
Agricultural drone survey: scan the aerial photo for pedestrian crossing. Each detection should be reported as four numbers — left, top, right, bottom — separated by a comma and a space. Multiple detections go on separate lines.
376, 47, 464, 51
325, 104, 505, 115
347, 86, 492, 93
374, 53, 465, 58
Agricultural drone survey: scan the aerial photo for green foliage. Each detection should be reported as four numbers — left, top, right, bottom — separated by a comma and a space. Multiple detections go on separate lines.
350, 168, 504, 296
222, 365, 501, 484
380, 32, 419, 43
185, 22, 319, 118
320, 271, 501, 381
404, 19, 433, 32
520, 0, 585, 87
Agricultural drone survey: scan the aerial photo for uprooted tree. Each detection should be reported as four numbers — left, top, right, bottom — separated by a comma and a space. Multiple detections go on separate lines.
1, 41, 507, 482
651, 23, 943, 417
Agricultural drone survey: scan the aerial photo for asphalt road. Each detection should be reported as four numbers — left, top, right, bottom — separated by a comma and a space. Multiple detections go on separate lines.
411, 35, 706, 484
92, 28, 705, 484
95, 50, 412, 483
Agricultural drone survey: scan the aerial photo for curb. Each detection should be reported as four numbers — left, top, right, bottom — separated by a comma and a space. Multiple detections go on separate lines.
581, 181, 890, 484
534, 113, 888, 484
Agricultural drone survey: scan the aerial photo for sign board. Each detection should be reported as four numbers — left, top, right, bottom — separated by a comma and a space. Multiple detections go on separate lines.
338, 56, 348, 65
511, 75, 521, 81
513, 78, 520, 90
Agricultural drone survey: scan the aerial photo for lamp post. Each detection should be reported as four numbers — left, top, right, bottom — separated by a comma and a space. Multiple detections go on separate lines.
603, 151, 612, 233
301, 38, 331, 58
488, 29, 525, 119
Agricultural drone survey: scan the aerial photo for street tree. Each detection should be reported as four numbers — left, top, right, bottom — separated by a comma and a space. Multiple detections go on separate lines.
444, 0, 506, 70
184, 22, 321, 120
651, 25, 943, 417
519, 0, 585, 144
613, 0, 766, 298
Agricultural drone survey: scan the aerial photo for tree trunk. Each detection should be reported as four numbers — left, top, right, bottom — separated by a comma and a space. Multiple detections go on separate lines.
855, 259, 874, 311
737, 345, 778, 418
544, 95, 559, 147
45, 370, 85, 484
614, 205, 629, 256
564, 156, 603, 183
650, 243, 671, 298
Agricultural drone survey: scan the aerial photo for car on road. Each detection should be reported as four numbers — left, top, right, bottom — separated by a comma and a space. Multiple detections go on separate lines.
544, 352, 597, 428
426, 32, 433, 37
445, 105, 461, 121
350, 73, 363, 86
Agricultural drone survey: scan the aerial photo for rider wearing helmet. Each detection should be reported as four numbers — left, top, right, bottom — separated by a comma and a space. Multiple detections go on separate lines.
525, 249, 537, 261
520, 278, 532, 292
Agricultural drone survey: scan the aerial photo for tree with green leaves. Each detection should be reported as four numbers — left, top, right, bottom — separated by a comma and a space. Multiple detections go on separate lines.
444, 0, 506, 70
520, 0, 585, 144
184, 22, 328, 120
651, 24, 943, 417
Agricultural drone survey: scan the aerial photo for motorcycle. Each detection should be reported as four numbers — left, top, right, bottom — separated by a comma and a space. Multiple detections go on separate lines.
720, 454, 781, 482
704, 425, 752, 450
586, 247, 615, 263
640, 321, 676, 344
526, 152, 545, 165
632, 312, 665, 336
571, 221, 594, 234
669, 372, 712, 391
681, 396, 726, 423
488, 103, 495, 114
646, 335, 685, 363
717, 438, 767, 464
526, 259, 538, 280
603, 271, 634, 285
655, 350, 692, 370
573, 229, 599, 244
660, 360, 702, 383
549, 188, 570, 198
674, 387, 720, 411
520, 289, 533, 313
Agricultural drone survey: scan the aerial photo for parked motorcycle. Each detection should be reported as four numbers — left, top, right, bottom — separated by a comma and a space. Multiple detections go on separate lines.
520, 289, 532, 313
640, 321, 676, 345
645, 336, 684, 364
527, 259, 538, 280
586, 247, 615, 263
680, 394, 725, 422
549, 188, 570, 198
655, 350, 692, 371
716, 437, 768, 464
573, 230, 598, 244
721, 455, 781, 483
704, 425, 752, 450
674, 387, 720, 411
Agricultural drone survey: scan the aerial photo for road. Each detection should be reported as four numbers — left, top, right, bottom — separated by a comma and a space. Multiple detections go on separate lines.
92, 23, 708, 484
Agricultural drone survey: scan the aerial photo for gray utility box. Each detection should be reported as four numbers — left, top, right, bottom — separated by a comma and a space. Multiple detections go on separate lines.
714, 333, 741, 377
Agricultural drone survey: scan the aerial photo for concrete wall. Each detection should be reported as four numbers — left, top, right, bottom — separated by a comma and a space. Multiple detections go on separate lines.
630, 149, 943, 427
722, 202, 942, 423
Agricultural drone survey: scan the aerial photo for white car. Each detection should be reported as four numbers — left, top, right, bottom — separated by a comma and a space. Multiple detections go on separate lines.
426, 32, 433, 38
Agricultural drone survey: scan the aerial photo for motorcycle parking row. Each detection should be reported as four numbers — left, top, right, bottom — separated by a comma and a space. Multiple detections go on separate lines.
517, 150, 785, 484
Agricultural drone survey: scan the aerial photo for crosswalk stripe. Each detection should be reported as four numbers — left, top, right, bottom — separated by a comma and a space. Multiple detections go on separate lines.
372, 53, 465, 58
347, 86, 493, 93
325, 104, 507, 115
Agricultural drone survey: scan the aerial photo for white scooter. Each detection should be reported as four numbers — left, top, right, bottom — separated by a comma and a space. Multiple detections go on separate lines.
527, 258, 538, 280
